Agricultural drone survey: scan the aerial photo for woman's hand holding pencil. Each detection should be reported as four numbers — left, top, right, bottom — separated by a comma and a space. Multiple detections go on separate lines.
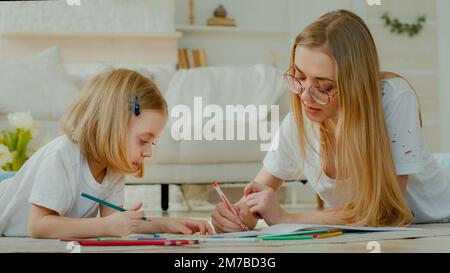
211, 181, 258, 233
244, 181, 289, 226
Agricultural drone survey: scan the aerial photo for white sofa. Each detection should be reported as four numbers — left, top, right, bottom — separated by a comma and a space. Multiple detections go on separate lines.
0, 47, 304, 211
126, 65, 302, 210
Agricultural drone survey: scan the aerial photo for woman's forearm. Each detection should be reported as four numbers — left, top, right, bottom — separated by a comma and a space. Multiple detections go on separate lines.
253, 167, 284, 191
278, 208, 352, 226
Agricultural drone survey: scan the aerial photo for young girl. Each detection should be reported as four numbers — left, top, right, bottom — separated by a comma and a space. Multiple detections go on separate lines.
0, 68, 213, 238
212, 10, 450, 231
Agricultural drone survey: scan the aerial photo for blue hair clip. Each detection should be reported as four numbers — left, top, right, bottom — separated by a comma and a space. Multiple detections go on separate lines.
130, 95, 141, 116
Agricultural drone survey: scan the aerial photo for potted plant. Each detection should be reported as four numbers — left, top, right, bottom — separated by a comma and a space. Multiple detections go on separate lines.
0, 112, 36, 175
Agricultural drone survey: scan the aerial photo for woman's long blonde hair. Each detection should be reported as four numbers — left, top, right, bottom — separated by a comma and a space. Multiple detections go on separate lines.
290, 10, 415, 226
62, 68, 167, 175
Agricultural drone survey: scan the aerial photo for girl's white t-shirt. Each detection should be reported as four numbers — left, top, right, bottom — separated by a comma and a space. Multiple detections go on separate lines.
263, 77, 450, 224
0, 135, 125, 237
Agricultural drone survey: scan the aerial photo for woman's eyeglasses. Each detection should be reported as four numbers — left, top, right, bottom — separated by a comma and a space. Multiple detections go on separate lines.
283, 73, 337, 106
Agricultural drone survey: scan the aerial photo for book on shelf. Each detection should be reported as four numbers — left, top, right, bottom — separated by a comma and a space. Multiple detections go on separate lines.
207, 17, 236, 27
192, 49, 201, 67
177, 49, 185, 69
177, 48, 191, 69
183, 48, 191, 69
178, 48, 208, 69
199, 49, 207, 67
186, 48, 195, 68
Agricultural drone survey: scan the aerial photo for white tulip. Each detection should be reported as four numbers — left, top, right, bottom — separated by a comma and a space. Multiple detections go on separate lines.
7, 112, 34, 131
0, 144, 13, 167
30, 121, 40, 139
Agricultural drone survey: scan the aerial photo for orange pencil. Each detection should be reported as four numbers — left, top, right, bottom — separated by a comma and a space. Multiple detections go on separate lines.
314, 231, 343, 239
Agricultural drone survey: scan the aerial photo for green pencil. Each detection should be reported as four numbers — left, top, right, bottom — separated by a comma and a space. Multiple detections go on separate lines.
81, 192, 149, 221
258, 229, 329, 240
259, 235, 314, 241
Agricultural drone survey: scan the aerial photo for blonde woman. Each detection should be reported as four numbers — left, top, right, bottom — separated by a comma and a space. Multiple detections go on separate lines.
212, 10, 450, 231
0, 68, 213, 238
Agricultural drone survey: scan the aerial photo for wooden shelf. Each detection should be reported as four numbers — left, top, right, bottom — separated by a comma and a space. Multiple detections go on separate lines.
176, 25, 291, 36
0, 31, 182, 40
0, 31, 181, 64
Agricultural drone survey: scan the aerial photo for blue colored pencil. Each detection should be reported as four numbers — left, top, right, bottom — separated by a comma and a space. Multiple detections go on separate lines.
80, 192, 149, 221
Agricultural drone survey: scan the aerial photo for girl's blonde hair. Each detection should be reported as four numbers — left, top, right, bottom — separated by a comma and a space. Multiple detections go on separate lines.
290, 10, 415, 226
62, 68, 168, 175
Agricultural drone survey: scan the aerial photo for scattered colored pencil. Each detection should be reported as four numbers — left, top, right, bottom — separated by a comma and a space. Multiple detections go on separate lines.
78, 239, 199, 247
259, 230, 343, 241
258, 229, 330, 240
314, 231, 343, 239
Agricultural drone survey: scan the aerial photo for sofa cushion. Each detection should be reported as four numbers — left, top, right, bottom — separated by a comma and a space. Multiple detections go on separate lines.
63, 63, 176, 94
0, 46, 79, 120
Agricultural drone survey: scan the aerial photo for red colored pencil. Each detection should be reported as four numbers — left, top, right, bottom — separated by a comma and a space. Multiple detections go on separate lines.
78, 239, 199, 247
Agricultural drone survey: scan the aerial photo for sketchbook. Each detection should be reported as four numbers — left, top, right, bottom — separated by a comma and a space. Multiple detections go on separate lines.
209, 223, 422, 238
126, 224, 421, 241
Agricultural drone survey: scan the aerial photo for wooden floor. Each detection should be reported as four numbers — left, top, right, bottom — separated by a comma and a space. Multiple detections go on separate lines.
1, 210, 450, 253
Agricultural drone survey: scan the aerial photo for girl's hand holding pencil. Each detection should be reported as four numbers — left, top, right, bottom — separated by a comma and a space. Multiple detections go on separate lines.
81, 192, 213, 236
103, 210, 148, 237
150, 217, 214, 235
103, 213, 214, 237
81, 192, 150, 237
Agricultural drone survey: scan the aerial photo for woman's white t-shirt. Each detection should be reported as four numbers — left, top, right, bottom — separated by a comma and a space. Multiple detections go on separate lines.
0, 135, 125, 237
263, 77, 450, 224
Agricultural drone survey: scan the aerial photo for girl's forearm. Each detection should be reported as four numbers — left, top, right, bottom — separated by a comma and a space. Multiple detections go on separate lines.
134, 217, 165, 234
29, 215, 108, 239
278, 208, 352, 226
30, 215, 167, 238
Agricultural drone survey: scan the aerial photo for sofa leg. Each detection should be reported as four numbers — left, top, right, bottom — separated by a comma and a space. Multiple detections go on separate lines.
316, 194, 324, 210
161, 184, 169, 212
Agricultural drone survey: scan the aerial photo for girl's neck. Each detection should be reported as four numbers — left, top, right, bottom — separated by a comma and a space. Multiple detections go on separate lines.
87, 159, 107, 183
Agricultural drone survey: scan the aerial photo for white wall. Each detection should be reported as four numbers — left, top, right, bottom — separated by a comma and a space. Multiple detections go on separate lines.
437, 0, 450, 153
0, 0, 174, 33
365, 0, 442, 152
175, 0, 362, 69
176, 0, 290, 29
